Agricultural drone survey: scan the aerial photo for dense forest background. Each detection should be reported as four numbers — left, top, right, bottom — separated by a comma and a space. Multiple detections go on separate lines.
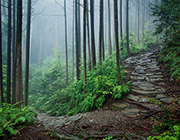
0, 0, 180, 139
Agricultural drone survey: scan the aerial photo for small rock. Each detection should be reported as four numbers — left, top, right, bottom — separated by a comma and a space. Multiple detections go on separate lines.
161, 98, 175, 104
138, 98, 149, 103
122, 109, 140, 115
127, 94, 140, 102
112, 102, 129, 109
156, 94, 168, 100
158, 82, 166, 86
126, 104, 138, 109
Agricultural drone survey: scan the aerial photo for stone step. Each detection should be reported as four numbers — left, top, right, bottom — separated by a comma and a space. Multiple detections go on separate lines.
131, 89, 160, 96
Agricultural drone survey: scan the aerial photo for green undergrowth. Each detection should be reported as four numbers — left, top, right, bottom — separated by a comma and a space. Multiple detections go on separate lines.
148, 125, 180, 140
30, 54, 131, 116
0, 103, 37, 139
147, 97, 180, 140
158, 46, 180, 85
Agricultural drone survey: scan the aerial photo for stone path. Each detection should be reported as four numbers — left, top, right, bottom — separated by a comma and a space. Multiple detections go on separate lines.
34, 48, 176, 139
113, 48, 175, 117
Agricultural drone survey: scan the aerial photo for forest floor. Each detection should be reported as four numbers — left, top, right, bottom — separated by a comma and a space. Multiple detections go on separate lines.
6, 48, 180, 140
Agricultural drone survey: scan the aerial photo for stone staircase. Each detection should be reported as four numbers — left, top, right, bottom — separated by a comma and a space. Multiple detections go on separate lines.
113, 49, 175, 117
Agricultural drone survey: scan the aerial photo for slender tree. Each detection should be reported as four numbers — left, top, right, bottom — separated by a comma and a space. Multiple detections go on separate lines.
126, 0, 129, 57
99, 0, 103, 66
142, 0, 145, 46
25, 0, 31, 106
64, 0, 68, 86
7, 0, 11, 103
16, 0, 23, 107
12, 0, 16, 104
86, 1, 91, 71
137, 0, 140, 44
72, 0, 75, 81
120, 0, 123, 49
75, 0, 80, 80
114, 0, 121, 85
83, 0, 87, 86
0, 0, 3, 103
108, 0, 112, 56
90, 0, 96, 68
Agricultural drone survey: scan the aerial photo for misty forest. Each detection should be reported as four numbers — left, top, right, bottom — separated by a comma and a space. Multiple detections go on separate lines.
0, 0, 180, 139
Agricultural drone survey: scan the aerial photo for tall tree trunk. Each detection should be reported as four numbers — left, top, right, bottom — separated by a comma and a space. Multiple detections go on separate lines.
78, 0, 81, 59
102, 0, 104, 61
86, 1, 91, 71
16, 0, 23, 107
137, 0, 140, 44
38, 33, 42, 66
75, 0, 80, 80
108, 0, 112, 56
114, 0, 121, 85
64, 0, 68, 86
12, 0, 16, 104
25, 0, 31, 106
0, 0, 3, 103
120, 0, 123, 49
126, 0, 129, 57
83, 0, 87, 87
135, 0, 137, 39
90, 0, 96, 68
72, 0, 74, 81
99, 0, 104, 66
7, 0, 12, 103
142, 0, 145, 46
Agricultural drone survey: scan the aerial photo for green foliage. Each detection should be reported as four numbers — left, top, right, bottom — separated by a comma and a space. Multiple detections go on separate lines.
120, 31, 156, 60
147, 125, 180, 140
103, 135, 113, 140
150, 98, 180, 132
29, 53, 130, 116
0, 103, 37, 139
151, 0, 180, 84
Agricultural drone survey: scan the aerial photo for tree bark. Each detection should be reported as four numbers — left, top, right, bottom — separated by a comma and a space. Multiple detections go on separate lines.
142, 0, 145, 46
25, 0, 31, 106
83, 0, 87, 87
120, 0, 123, 49
64, 0, 68, 86
90, 0, 96, 68
16, 0, 23, 107
137, 0, 140, 45
99, 0, 104, 66
114, 0, 121, 85
75, 0, 80, 80
12, 0, 16, 104
7, 0, 11, 103
72, 0, 75, 81
0, 0, 3, 103
126, 0, 129, 57
108, 0, 112, 56
86, 1, 91, 71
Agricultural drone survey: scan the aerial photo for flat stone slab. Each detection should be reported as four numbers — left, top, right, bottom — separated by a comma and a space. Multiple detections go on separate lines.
122, 109, 140, 115
113, 102, 129, 109
132, 89, 158, 96
156, 94, 168, 100
138, 98, 150, 103
127, 94, 140, 102
158, 82, 166, 86
161, 98, 175, 104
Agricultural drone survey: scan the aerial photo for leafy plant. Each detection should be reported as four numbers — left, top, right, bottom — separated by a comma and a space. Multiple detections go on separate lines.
148, 125, 180, 140
103, 135, 113, 140
0, 103, 37, 139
